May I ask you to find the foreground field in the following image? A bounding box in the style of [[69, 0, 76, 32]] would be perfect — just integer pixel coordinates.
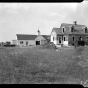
[[0, 46, 88, 85]]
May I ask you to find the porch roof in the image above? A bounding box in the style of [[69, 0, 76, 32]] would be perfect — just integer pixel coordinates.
[[68, 33, 88, 35]]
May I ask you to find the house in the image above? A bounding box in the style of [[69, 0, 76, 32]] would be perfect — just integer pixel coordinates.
[[51, 21, 88, 46], [13, 30, 50, 46]]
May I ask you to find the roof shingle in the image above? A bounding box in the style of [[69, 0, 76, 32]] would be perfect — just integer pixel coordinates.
[[52, 23, 87, 34], [52, 28, 62, 34], [16, 34, 37, 40], [16, 34, 50, 40]]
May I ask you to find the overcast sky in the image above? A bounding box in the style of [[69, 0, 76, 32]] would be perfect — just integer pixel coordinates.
[[0, 1, 88, 42]]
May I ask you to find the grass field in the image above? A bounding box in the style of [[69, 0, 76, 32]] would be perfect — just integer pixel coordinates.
[[0, 46, 88, 85]]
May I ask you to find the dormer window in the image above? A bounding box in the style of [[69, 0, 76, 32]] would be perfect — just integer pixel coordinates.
[[62, 27, 65, 33], [71, 26, 74, 32], [85, 27, 87, 33]]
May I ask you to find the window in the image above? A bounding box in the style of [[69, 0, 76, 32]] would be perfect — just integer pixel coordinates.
[[71, 26, 74, 32], [26, 41, 28, 45], [73, 36, 74, 41], [53, 37, 54, 41], [20, 41, 23, 44], [79, 36, 82, 41], [72, 44, 74, 46], [85, 27, 87, 33], [63, 36, 65, 41]]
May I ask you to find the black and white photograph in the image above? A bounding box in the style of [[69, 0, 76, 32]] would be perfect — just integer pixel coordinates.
[[0, 1, 88, 87]]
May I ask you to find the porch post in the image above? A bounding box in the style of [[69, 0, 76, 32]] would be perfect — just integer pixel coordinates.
[[56, 34, 58, 45], [62, 35, 63, 46]]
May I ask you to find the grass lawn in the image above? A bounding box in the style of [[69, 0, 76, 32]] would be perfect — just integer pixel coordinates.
[[0, 46, 88, 85]]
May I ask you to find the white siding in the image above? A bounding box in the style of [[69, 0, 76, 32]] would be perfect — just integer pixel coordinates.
[[63, 41, 68, 46], [51, 36, 53, 42], [35, 35, 46, 41], [62, 36, 68, 46], [35, 35, 47, 45], [28, 40, 35, 45], [17, 40, 35, 46], [51, 31, 57, 44]]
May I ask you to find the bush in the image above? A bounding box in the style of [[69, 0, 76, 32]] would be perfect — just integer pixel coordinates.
[[41, 42, 57, 50]]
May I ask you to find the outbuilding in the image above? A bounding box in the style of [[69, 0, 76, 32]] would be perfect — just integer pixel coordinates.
[[14, 30, 50, 46]]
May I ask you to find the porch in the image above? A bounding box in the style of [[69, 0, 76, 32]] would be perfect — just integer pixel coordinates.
[[56, 35, 68, 46]]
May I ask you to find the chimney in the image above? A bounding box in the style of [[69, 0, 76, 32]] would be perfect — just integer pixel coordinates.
[[37, 28, 40, 36], [73, 21, 77, 25]]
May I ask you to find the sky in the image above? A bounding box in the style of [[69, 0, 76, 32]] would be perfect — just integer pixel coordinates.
[[0, 1, 88, 42]]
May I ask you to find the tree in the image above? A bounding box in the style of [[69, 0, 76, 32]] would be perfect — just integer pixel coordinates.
[[5, 41, 11, 45]]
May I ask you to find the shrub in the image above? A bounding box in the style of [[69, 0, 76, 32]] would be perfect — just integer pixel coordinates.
[[41, 42, 57, 50]]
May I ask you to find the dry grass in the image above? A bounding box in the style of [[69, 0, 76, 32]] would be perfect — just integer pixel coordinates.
[[0, 46, 88, 85]]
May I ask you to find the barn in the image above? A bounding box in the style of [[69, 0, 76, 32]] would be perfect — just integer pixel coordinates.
[[16, 34, 37, 46], [13, 30, 50, 46]]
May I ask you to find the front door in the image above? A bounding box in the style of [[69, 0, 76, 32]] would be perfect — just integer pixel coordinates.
[[57, 36, 62, 44], [59, 37, 61, 43]]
